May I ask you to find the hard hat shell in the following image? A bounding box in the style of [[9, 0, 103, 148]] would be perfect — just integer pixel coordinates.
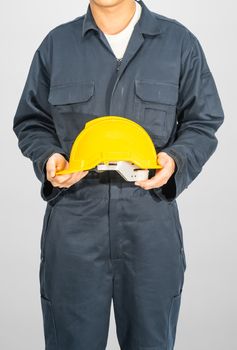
[[56, 116, 162, 175]]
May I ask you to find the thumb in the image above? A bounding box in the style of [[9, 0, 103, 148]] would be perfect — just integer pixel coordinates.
[[47, 153, 68, 178], [50, 169, 55, 177], [55, 154, 69, 172], [47, 155, 57, 178], [49, 160, 56, 178], [157, 152, 168, 166]]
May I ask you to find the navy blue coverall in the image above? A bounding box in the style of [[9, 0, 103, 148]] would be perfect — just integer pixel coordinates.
[[12, 1, 225, 349]]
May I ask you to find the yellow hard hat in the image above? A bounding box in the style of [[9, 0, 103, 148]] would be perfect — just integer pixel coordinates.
[[55, 116, 162, 180]]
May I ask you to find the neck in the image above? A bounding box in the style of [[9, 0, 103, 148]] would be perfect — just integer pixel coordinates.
[[89, 0, 136, 35]]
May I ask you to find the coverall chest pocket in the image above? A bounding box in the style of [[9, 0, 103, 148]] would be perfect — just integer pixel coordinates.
[[134, 80, 179, 147], [48, 81, 95, 115], [48, 81, 96, 144]]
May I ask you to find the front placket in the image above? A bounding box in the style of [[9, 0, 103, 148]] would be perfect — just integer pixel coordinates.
[[95, 26, 146, 266]]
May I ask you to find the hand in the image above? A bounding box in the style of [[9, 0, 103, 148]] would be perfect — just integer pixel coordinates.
[[134, 152, 176, 190], [46, 153, 89, 188]]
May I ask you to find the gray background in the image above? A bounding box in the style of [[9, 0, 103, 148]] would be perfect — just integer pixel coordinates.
[[1, 0, 236, 349]]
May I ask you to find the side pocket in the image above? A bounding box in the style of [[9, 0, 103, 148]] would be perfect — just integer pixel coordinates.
[[166, 292, 182, 350], [168, 201, 187, 273], [40, 295, 58, 349], [40, 204, 54, 261], [169, 202, 187, 273], [170, 202, 184, 248]]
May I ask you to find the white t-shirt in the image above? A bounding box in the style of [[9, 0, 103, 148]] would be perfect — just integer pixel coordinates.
[[103, 1, 142, 59]]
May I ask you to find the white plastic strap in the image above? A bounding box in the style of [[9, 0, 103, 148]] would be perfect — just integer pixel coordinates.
[[96, 161, 149, 181]]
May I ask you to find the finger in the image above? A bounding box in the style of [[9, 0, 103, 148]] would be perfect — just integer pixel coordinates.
[[54, 173, 72, 183], [67, 170, 89, 182], [52, 170, 89, 188], [135, 169, 170, 189]]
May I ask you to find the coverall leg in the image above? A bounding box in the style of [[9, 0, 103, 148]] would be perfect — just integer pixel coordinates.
[[39, 170, 186, 350]]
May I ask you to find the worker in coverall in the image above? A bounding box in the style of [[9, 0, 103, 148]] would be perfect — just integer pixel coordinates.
[[12, 0, 225, 349]]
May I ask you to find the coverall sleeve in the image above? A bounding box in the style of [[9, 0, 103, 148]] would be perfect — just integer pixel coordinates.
[[12, 33, 69, 202], [154, 31, 225, 202]]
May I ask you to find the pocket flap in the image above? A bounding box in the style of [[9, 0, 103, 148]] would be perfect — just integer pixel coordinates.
[[135, 80, 179, 105], [48, 81, 95, 105]]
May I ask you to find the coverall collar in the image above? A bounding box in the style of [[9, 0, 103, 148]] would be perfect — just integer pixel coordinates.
[[82, 0, 162, 38]]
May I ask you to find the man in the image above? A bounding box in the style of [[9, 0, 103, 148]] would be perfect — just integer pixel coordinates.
[[12, 0, 224, 349]]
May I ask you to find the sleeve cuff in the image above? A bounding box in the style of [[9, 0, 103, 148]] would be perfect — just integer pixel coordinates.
[[152, 147, 185, 202], [33, 149, 69, 203]]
